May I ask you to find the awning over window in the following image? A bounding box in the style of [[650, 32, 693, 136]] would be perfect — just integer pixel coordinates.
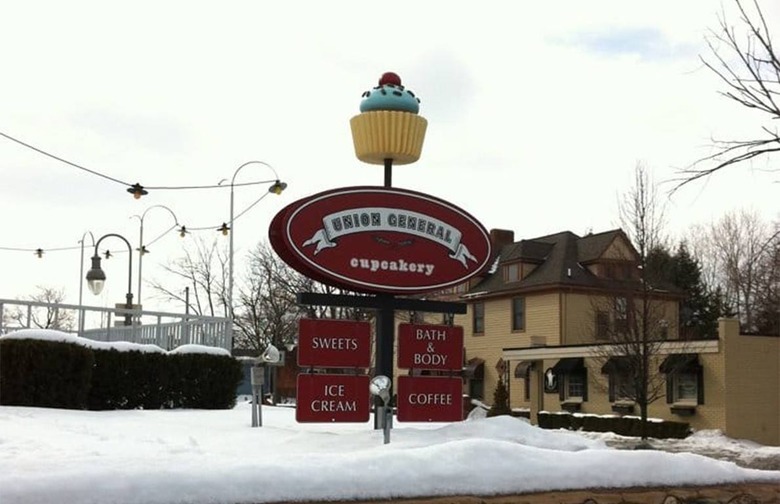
[[551, 357, 584, 374], [659, 354, 701, 373], [464, 358, 484, 380], [514, 360, 535, 378], [601, 357, 631, 374]]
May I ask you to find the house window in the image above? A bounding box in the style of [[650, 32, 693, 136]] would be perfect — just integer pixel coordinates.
[[505, 263, 521, 282], [661, 354, 704, 407], [658, 319, 669, 340], [613, 373, 636, 401], [566, 374, 585, 398], [615, 297, 628, 333], [552, 358, 588, 406], [442, 312, 454, 326], [472, 302, 484, 334], [674, 371, 698, 402], [595, 311, 609, 340], [511, 297, 525, 331]]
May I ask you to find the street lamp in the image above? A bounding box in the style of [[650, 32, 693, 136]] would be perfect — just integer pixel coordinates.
[[224, 161, 287, 323], [78, 231, 96, 335], [86, 233, 134, 326], [130, 205, 180, 308]]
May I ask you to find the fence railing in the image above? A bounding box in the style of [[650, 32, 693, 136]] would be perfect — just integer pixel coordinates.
[[0, 298, 232, 352]]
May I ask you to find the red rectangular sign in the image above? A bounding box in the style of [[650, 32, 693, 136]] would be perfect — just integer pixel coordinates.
[[396, 376, 463, 422], [298, 318, 371, 368], [296, 374, 370, 423], [397, 323, 463, 371]]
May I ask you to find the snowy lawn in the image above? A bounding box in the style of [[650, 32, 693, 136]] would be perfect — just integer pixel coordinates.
[[1, 400, 778, 504]]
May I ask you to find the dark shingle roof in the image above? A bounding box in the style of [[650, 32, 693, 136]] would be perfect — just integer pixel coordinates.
[[467, 229, 670, 296]]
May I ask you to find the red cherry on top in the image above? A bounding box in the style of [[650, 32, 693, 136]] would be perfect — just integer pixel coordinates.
[[378, 72, 402, 86]]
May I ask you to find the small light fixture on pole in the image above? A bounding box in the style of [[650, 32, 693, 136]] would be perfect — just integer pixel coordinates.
[[131, 204, 179, 309], [86, 233, 134, 326], [370, 375, 393, 444]]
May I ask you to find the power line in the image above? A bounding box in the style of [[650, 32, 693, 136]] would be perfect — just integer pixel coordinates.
[[0, 129, 282, 191]]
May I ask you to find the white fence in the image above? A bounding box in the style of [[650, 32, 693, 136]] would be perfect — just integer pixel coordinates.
[[0, 298, 232, 352]]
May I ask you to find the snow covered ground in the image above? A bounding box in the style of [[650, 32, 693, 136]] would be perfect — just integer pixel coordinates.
[[1, 399, 778, 504]]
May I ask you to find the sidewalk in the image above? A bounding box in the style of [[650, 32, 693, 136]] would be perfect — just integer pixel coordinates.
[[299, 483, 780, 504]]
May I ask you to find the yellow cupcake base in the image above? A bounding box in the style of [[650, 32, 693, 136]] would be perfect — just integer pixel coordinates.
[[350, 111, 428, 165]]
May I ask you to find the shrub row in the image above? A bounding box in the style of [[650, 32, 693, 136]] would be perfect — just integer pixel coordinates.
[[1, 339, 243, 410], [538, 412, 690, 439]]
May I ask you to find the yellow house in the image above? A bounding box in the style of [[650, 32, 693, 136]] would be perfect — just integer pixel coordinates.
[[434, 228, 779, 446]]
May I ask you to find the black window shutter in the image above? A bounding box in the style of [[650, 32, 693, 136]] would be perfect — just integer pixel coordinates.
[[666, 374, 674, 404], [697, 366, 705, 405], [558, 374, 565, 401], [582, 369, 588, 402], [608, 374, 615, 402]]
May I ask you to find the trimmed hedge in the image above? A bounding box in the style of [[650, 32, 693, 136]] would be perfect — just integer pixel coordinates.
[[88, 349, 171, 410], [0, 339, 93, 409], [537, 411, 691, 439], [0, 338, 242, 410]]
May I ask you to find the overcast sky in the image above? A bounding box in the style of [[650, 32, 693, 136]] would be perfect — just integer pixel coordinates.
[[1, 0, 777, 313]]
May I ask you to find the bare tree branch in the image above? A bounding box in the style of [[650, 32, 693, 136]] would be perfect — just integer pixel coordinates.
[[674, 0, 780, 191]]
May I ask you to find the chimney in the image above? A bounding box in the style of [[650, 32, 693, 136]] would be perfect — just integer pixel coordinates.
[[489, 229, 515, 251]]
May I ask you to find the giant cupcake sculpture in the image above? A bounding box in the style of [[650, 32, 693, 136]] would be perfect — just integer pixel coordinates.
[[350, 72, 427, 165]]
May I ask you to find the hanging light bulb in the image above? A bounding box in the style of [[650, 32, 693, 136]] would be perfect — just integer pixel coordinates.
[[34, 248, 44, 258], [126, 183, 148, 200], [178, 225, 189, 238], [217, 223, 230, 236], [104, 249, 113, 259], [268, 180, 287, 195]]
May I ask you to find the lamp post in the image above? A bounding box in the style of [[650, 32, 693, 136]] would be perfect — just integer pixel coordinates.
[[224, 161, 286, 323], [85, 233, 134, 326], [130, 205, 179, 309], [77, 231, 96, 335]]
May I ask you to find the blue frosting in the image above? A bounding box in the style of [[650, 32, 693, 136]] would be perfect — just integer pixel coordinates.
[[359, 84, 420, 113]]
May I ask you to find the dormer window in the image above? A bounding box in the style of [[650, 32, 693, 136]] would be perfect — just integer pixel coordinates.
[[505, 262, 521, 282]]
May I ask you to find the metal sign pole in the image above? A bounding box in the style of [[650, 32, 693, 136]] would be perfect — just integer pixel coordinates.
[[251, 365, 265, 427]]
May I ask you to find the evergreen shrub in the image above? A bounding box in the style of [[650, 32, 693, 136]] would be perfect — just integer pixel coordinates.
[[0, 339, 93, 409], [1, 337, 242, 410], [536, 411, 691, 439], [487, 378, 511, 417], [169, 353, 243, 409]]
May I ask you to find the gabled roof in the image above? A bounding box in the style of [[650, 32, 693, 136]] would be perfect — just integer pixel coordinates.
[[466, 228, 678, 297], [577, 229, 628, 263]]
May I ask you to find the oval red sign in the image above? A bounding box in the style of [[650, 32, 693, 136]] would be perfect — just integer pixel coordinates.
[[269, 186, 492, 294]]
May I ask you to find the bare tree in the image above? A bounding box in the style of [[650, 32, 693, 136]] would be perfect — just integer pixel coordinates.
[[9, 286, 75, 331], [233, 242, 302, 352], [753, 222, 780, 334], [691, 209, 778, 332], [149, 236, 229, 318], [593, 164, 682, 441], [676, 0, 779, 188]]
